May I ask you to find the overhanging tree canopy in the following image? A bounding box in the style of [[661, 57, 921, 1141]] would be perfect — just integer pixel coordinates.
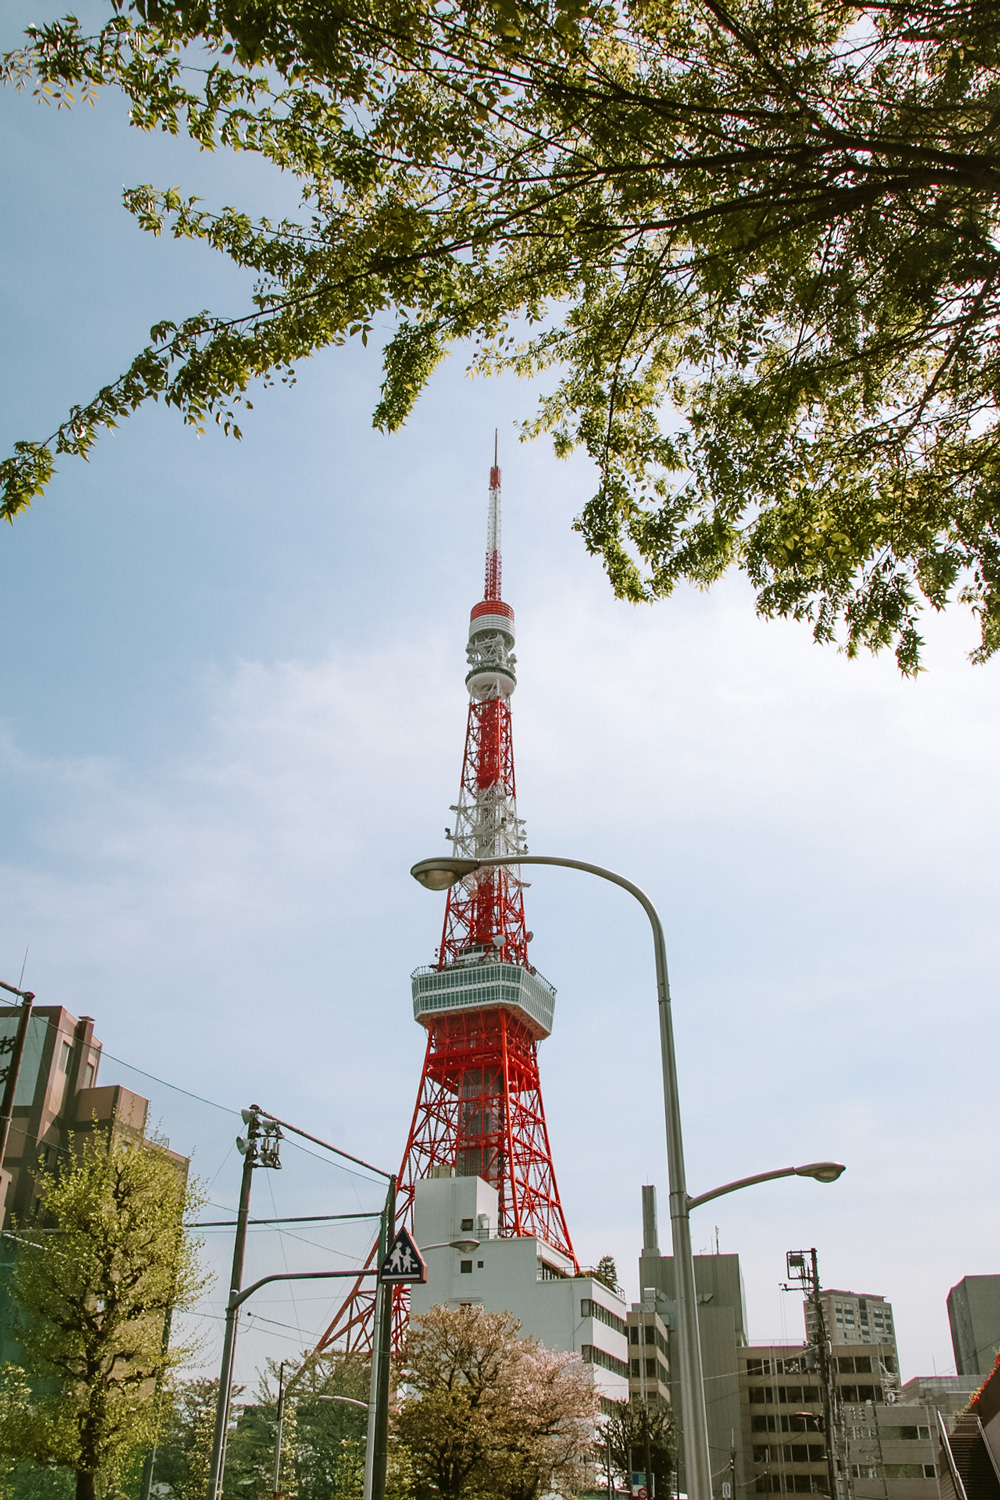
[[4, 0, 1000, 668]]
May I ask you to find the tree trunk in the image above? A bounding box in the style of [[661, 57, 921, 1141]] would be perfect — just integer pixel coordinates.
[[76, 1471, 98, 1500]]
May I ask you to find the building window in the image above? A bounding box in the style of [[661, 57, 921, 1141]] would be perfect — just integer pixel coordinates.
[[58, 1039, 72, 1073], [581, 1345, 630, 1379], [883, 1465, 930, 1480], [582, 1298, 627, 1336], [461, 1218, 474, 1231], [83, 1062, 95, 1088], [460, 1260, 472, 1274], [477, 1261, 484, 1268]]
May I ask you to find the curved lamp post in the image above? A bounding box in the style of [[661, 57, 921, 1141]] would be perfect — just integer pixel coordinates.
[[688, 1162, 844, 1211], [411, 854, 846, 1500]]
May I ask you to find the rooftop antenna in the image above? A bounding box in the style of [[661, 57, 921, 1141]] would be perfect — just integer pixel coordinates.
[[18, 947, 28, 990]]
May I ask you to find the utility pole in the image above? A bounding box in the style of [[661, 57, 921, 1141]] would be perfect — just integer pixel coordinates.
[[786, 1249, 840, 1500], [0, 982, 35, 1217], [207, 1107, 283, 1500], [363, 1175, 396, 1500], [272, 1361, 287, 1500]]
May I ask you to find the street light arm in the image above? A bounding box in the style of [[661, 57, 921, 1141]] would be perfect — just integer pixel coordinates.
[[687, 1167, 798, 1210], [687, 1162, 846, 1211], [230, 1268, 378, 1313]]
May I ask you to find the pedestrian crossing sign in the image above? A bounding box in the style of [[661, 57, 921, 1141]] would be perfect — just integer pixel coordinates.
[[379, 1227, 428, 1284]]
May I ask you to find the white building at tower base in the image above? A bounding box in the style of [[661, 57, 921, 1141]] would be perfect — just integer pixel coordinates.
[[410, 1172, 630, 1404]]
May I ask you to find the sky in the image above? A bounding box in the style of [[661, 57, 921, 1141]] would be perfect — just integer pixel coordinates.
[[1, 2, 998, 1394]]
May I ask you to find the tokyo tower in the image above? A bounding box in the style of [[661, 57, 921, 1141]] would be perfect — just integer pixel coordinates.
[[315, 457, 575, 1354]]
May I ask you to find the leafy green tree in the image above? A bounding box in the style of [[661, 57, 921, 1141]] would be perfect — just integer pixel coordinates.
[[0, 1133, 206, 1500], [395, 1305, 596, 1500], [152, 1378, 226, 1500], [222, 1396, 297, 1500], [593, 1257, 622, 1295], [600, 1398, 675, 1500], [5, 0, 1000, 666], [293, 1354, 369, 1500]]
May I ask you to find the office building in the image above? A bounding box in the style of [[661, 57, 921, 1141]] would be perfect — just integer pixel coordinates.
[[627, 1302, 671, 1406], [948, 1277, 1000, 1379], [0, 1002, 150, 1227], [637, 1185, 747, 1493], [806, 1289, 899, 1370], [410, 1172, 630, 1404], [740, 1342, 829, 1495], [0, 1000, 187, 1363]]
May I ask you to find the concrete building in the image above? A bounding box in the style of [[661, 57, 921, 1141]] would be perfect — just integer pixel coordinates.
[[410, 1171, 630, 1405], [806, 1289, 899, 1370], [0, 1002, 163, 1230], [0, 1000, 187, 1364], [627, 1302, 671, 1406], [740, 1342, 828, 1496], [900, 1376, 982, 1416], [738, 1306, 916, 1500], [841, 1399, 941, 1500], [636, 1187, 748, 1494], [0, 1003, 103, 1226], [948, 1277, 1000, 1379]]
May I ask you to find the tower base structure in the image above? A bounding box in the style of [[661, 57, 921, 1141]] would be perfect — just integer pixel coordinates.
[[411, 1173, 628, 1403]]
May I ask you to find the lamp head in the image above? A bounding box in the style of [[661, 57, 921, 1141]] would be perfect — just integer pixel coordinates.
[[411, 857, 482, 891], [451, 1238, 480, 1252], [795, 1161, 846, 1184]]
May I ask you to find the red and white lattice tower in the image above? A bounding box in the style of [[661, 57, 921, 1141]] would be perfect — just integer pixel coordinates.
[[314, 460, 575, 1355]]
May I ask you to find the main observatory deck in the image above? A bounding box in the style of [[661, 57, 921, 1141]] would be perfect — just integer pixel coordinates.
[[411, 960, 556, 1040]]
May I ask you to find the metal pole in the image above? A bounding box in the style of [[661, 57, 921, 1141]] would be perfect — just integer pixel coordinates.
[[371, 1176, 396, 1500], [272, 1361, 286, 1499], [413, 855, 712, 1500], [362, 1198, 386, 1500], [809, 1249, 840, 1500], [0, 989, 35, 1202], [207, 1129, 256, 1500]]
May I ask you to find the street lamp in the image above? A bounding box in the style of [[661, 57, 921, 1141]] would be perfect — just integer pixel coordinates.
[[420, 1238, 481, 1252], [411, 852, 714, 1500], [410, 854, 846, 1500], [687, 1162, 845, 1211]]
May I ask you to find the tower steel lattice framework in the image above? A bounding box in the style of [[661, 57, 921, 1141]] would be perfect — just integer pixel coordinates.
[[313, 460, 576, 1355]]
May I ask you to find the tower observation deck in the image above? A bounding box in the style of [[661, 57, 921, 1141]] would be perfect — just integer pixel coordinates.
[[313, 459, 575, 1355]]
